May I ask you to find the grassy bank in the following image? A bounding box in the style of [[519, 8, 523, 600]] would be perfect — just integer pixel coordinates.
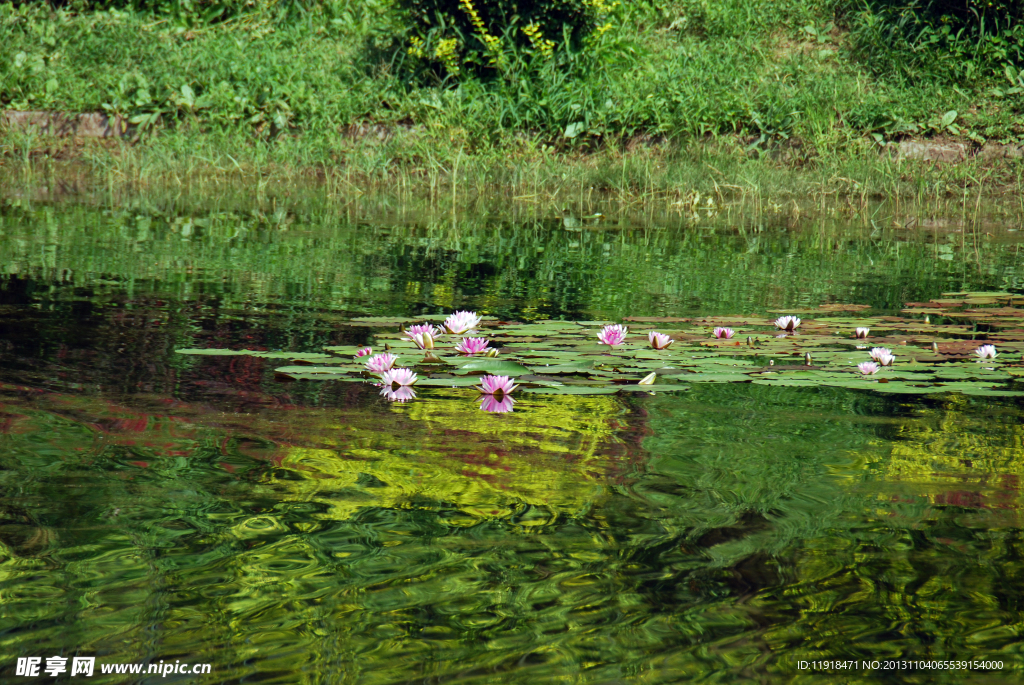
[[1, 0, 1023, 203]]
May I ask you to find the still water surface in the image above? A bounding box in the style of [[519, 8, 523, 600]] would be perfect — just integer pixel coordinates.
[[1, 200, 1023, 683]]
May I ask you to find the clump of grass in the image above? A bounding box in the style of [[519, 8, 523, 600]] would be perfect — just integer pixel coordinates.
[[5, 126, 1022, 226]]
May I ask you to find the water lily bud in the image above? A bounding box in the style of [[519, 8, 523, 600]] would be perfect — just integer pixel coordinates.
[[638, 372, 657, 385], [932, 342, 938, 353], [805, 352, 812, 365]]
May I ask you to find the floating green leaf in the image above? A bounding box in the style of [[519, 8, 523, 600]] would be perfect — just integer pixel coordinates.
[[452, 359, 533, 376], [415, 377, 485, 387], [177, 349, 335, 360], [523, 386, 620, 395]]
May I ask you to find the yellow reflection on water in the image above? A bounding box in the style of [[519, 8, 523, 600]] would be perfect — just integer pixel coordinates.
[[883, 395, 1024, 510], [266, 390, 630, 521]]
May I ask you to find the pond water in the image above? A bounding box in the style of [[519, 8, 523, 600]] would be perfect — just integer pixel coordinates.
[[1, 198, 1024, 683]]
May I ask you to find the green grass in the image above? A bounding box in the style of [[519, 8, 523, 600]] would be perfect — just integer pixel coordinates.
[[1, 0, 1023, 203]]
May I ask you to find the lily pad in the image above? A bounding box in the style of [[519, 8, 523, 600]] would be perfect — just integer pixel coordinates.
[[414, 377, 484, 387], [275, 371, 352, 381], [523, 386, 620, 395], [177, 349, 335, 360], [664, 372, 752, 383], [452, 359, 533, 376], [751, 379, 822, 387], [322, 345, 373, 355]]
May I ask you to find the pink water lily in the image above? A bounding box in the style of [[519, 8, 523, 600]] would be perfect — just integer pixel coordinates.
[[455, 337, 490, 355], [413, 332, 437, 349], [975, 344, 997, 360], [479, 394, 515, 413], [774, 316, 801, 331], [380, 367, 418, 389], [713, 327, 735, 339], [649, 331, 673, 349], [381, 386, 416, 402], [365, 352, 398, 373], [597, 324, 628, 346], [406, 324, 441, 337], [476, 375, 518, 396], [869, 347, 895, 366], [858, 362, 880, 375], [855, 327, 869, 339], [444, 310, 481, 335], [355, 347, 373, 357], [405, 324, 442, 349]]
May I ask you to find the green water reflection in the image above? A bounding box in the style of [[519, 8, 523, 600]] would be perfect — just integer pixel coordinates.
[[1, 199, 1023, 683], [2, 199, 1023, 324]]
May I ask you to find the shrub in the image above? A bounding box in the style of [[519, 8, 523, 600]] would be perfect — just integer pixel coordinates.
[[866, 0, 1023, 36], [395, 0, 620, 83], [848, 0, 1024, 81]]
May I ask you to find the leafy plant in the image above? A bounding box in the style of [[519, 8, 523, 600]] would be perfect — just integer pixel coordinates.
[[847, 0, 1024, 82], [991, 64, 1024, 97], [395, 0, 621, 83], [863, 0, 1023, 37]]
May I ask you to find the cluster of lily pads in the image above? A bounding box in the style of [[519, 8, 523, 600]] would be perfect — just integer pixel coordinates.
[[175, 291, 1024, 411]]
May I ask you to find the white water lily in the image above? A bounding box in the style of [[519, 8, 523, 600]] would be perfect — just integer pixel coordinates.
[[855, 327, 869, 339], [774, 316, 800, 331], [380, 367, 418, 388], [869, 347, 895, 365], [444, 310, 481, 335], [648, 331, 673, 349], [974, 344, 997, 360], [858, 361, 880, 375], [381, 386, 416, 402]]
